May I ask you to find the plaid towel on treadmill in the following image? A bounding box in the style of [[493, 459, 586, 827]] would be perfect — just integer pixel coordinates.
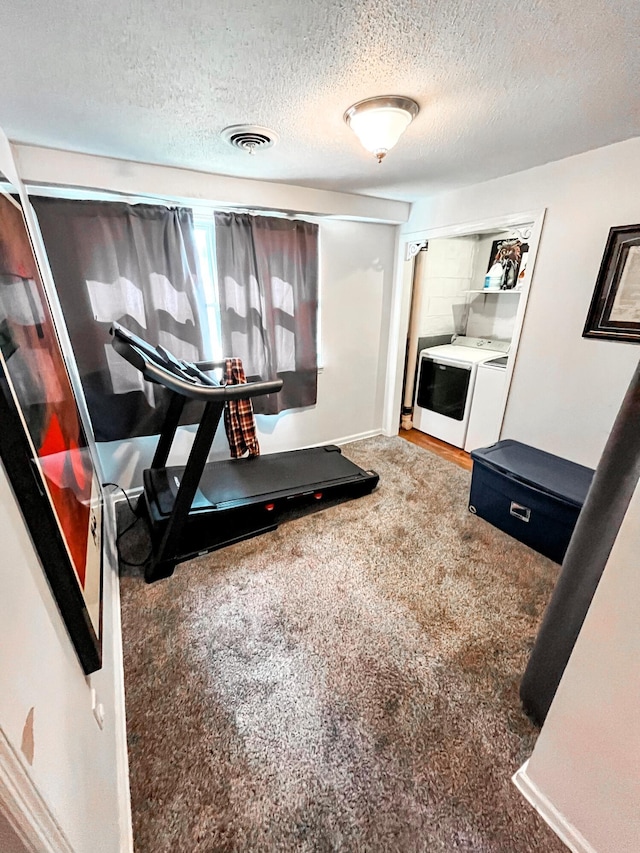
[[223, 357, 260, 458]]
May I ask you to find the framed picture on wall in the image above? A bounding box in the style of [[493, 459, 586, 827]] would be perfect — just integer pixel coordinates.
[[0, 190, 103, 674], [486, 238, 529, 290], [583, 224, 640, 343]]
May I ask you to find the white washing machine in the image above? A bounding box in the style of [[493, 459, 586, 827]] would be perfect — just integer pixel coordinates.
[[414, 336, 509, 448]]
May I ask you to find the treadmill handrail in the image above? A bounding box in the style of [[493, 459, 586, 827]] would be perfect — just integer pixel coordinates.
[[110, 324, 283, 401], [142, 360, 282, 401]]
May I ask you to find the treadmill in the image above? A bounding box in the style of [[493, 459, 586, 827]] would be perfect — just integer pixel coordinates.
[[110, 323, 379, 582]]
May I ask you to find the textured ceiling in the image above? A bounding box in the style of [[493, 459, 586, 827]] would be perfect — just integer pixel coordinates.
[[2, 0, 639, 201]]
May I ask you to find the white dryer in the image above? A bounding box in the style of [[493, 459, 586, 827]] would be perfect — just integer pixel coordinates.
[[414, 336, 509, 448]]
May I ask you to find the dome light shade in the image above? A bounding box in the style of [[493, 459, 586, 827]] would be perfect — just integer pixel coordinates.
[[344, 96, 419, 163]]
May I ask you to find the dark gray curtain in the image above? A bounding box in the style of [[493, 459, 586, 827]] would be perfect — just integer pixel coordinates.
[[31, 198, 205, 441], [214, 212, 318, 415]]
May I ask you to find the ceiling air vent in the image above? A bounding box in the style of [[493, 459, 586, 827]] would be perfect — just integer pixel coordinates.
[[221, 125, 279, 154]]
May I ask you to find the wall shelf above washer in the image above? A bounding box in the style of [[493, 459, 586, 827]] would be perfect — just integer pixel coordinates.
[[464, 289, 522, 294]]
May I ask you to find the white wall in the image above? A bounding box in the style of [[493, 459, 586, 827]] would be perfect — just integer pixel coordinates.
[[416, 237, 476, 337], [465, 229, 521, 341], [465, 291, 520, 341], [403, 137, 640, 469], [516, 478, 640, 853], [415, 232, 521, 342], [13, 144, 410, 225], [0, 467, 127, 852], [0, 130, 130, 852]]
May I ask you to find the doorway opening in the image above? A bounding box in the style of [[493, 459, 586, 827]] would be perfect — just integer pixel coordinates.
[[386, 210, 545, 459]]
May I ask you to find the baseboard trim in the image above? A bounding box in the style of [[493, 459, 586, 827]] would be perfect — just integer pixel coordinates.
[[513, 761, 597, 853], [0, 727, 73, 853], [333, 429, 383, 447], [103, 489, 134, 853]]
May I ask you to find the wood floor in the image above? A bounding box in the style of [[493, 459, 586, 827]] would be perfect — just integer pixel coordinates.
[[399, 428, 473, 471]]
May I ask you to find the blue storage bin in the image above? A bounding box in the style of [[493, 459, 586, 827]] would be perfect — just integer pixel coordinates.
[[469, 440, 595, 563]]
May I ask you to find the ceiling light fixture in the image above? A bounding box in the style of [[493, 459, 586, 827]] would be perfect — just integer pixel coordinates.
[[344, 95, 419, 164]]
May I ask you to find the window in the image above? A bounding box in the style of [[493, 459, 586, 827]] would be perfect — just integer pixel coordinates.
[[194, 214, 322, 369], [193, 218, 223, 360]]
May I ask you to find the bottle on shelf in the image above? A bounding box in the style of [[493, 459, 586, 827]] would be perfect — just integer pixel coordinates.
[[484, 262, 504, 290]]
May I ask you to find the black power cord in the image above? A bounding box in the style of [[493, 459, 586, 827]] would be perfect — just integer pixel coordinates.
[[102, 482, 152, 567]]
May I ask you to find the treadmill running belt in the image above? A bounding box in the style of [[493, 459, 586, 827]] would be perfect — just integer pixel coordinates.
[[148, 446, 371, 516]]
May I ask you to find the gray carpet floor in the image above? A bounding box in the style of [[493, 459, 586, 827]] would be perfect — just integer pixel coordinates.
[[119, 435, 567, 852]]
